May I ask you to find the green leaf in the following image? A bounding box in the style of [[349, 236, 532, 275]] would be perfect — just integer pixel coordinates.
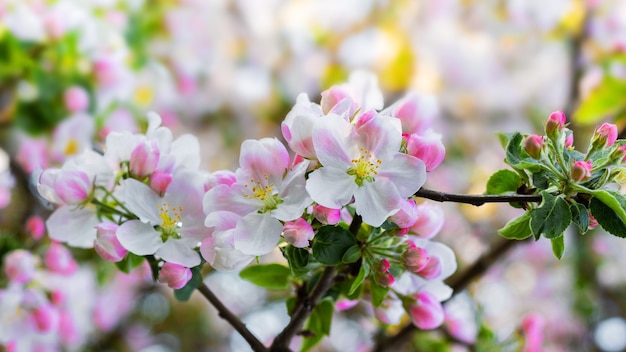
[[530, 192, 571, 239], [589, 193, 626, 238], [370, 281, 390, 307], [551, 235, 565, 259], [282, 245, 311, 277], [174, 266, 203, 302], [300, 298, 334, 352], [239, 263, 291, 290], [532, 169, 558, 190], [115, 252, 145, 274], [486, 169, 521, 194], [341, 244, 361, 264], [589, 189, 626, 224], [497, 212, 532, 240], [348, 261, 369, 295], [312, 226, 357, 266], [574, 77, 626, 125], [570, 202, 590, 234]]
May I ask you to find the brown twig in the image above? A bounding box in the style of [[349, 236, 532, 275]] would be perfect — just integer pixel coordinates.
[[197, 283, 268, 352], [415, 187, 542, 206]]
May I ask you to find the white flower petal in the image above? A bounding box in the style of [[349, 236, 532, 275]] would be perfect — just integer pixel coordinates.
[[312, 114, 355, 170], [379, 154, 426, 197], [122, 179, 162, 224], [156, 239, 201, 267], [233, 213, 282, 256], [353, 180, 401, 227], [306, 167, 356, 209], [117, 220, 163, 255], [46, 206, 99, 248], [171, 134, 201, 170]]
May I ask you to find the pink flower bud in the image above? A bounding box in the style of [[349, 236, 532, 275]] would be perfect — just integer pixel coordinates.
[[282, 218, 314, 248], [375, 259, 395, 287], [407, 291, 445, 330], [312, 205, 341, 225], [50, 170, 92, 205], [390, 199, 419, 228], [406, 130, 446, 171], [4, 250, 37, 284], [521, 313, 545, 352], [44, 242, 77, 275], [32, 303, 60, 333], [386, 93, 438, 134], [523, 134, 544, 159], [63, 86, 90, 113], [565, 132, 574, 149], [25, 215, 46, 240], [93, 57, 120, 87], [409, 203, 444, 239], [130, 141, 160, 179], [149, 170, 173, 195], [416, 256, 442, 279], [59, 310, 79, 345], [571, 160, 592, 182], [403, 242, 430, 273], [545, 111, 566, 137], [335, 299, 359, 311], [158, 262, 192, 289], [94, 222, 127, 262], [594, 122, 618, 147]]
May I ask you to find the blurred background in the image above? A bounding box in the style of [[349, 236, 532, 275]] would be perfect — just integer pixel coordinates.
[[2, 0, 626, 351]]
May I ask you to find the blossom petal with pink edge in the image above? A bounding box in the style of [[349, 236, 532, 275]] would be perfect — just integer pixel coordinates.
[[282, 218, 314, 248], [233, 213, 283, 256], [382, 92, 438, 135], [354, 113, 402, 159], [272, 161, 311, 221], [409, 202, 444, 239], [116, 220, 163, 256], [409, 291, 445, 330], [354, 179, 402, 227], [406, 130, 446, 172], [410, 238, 457, 280], [240, 138, 290, 181], [171, 134, 201, 170], [312, 114, 355, 170], [155, 239, 201, 267], [281, 93, 323, 159], [158, 262, 192, 289], [345, 70, 384, 111], [378, 153, 426, 198]]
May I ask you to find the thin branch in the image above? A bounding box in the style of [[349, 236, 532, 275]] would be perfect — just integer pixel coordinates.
[[415, 188, 542, 206], [270, 215, 362, 351], [372, 238, 521, 352], [270, 266, 336, 352], [197, 283, 268, 352]]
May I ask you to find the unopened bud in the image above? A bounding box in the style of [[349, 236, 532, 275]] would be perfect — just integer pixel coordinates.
[[593, 123, 618, 148], [523, 134, 544, 159], [158, 262, 192, 289], [571, 160, 592, 182], [406, 291, 445, 330], [282, 218, 314, 248], [94, 222, 127, 262], [403, 242, 430, 273], [545, 111, 566, 138]]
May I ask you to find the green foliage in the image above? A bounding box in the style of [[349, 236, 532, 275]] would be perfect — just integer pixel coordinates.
[[551, 235, 565, 259], [311, 225, 357, 266], [174, 266, 204, 302], [589, 193, 626, 238], [300, 298, 334, 352], [530, 191, 571, 239], [485, 169, 521, 194], [497, 212, 532, 240], [574, 76, 626, 125], [239, 263, 291, 290], [115, 252, 145, 274], [282, 245, 313, 277]]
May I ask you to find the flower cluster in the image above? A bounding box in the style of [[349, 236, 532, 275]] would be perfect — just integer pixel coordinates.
[[34, 72, 455, 336]]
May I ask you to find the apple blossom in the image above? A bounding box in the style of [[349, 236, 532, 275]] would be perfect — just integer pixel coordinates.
[[524, 134, 545, 159], [403, 242, 430, 274], [545, 110, 566, 137], [571, 160, 592, 182], [407, 291, 445, 330], [306, 113, 426, 227], [311, 205, 342, 225], [282, 218, 314, 248], [406, 129, 446, 172], [25, 215, 46, 240], [4, 250, 37, 284], [44, 242, 78, 275], [381, 92, 438, 135], [94, 222, 127, 262], [158, 262, 192, 289], [409, 202, 445, 239], [593, 122, 618, 148], [63, 86, 90, 113]]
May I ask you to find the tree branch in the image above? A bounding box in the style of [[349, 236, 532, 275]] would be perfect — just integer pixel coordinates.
[[197, 283, 268, 352], [415, 187, 542, 206], [372, 238, 521, 352]]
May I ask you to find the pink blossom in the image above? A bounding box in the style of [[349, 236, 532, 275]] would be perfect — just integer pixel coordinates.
[[31, 303, 60, 333], [44, 242, 77, 275], [129, 141, 160, 179], [409, 202, 444, 239], [282, 218, 314, 248], [63, 86, 90, 113], [390, 198, 419, 228], [521, 313, 545, 352], [94, 222, 127, 262], [311, 205, 341, 225], [40, 169, 92, 205], [523, 134, 544, 159], [25, 215, 46, 240], [149, 170, 173, 195], [594, 122, 618, 147], [335, 299, 360, 311], [571, 160, 592, 182], [565, 132, 574, 149], [158, 262, 192, 289], [403, 243, 430, 274], [416, 256, 442, 279], [16, 138, 48, 173], [545, 110, 566, 137], [4, 250, 37, 284], [375, 259, 395, 287], [407, 291, 445, 330], [382, 92, 438, 135], [406, 130, 446, 171], [445, 312, 477, 344], [59, 310, 79, 345]]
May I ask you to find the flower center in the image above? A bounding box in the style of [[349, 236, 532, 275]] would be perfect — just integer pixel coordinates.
[[64, 138, 79, 156], [347, 148, 382, 186], [157, 202, 183, 241], [243, 176, 283, 212]]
